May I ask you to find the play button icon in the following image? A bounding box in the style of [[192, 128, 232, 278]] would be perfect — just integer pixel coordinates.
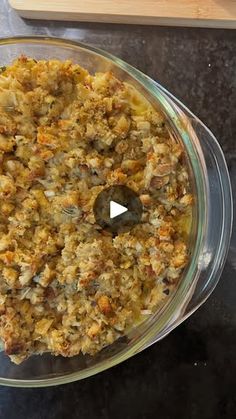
[[110, 201, 128, 219], [93, 185, 143, 234]]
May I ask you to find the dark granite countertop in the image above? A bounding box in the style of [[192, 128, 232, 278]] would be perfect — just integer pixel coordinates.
[[0, 1, 236, 417]]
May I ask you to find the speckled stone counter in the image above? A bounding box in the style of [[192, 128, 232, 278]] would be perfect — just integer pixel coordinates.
[[0, 1, 236, 418]]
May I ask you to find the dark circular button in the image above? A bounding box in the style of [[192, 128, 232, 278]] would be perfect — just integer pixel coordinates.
[[93, 185, 143, 234]]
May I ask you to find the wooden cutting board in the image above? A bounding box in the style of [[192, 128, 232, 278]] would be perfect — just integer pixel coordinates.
[[9, 0, 236, 29]]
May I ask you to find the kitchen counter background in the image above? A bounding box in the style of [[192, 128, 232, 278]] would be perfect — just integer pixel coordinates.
[[0, 1, 236, 418]]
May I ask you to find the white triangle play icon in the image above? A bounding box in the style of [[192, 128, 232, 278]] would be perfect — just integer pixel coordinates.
[[110, 200, 128, 219]]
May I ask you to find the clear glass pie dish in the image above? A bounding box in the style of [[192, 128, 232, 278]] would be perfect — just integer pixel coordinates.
[[0, 36, 232, 387]]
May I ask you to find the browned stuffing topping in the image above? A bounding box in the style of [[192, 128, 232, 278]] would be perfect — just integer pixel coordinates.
[[0, 57, 192, 364]]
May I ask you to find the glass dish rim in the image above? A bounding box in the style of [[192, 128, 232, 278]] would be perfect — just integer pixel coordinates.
[[0, 35, 232, 387]]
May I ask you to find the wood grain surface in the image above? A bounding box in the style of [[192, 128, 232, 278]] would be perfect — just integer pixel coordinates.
[[9, 0, 236, 28]]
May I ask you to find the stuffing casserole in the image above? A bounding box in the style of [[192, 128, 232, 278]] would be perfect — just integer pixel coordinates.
[[0, 57, 192, 364]]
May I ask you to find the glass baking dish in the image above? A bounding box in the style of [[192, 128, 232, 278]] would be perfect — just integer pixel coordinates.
[[0, 36, 232, 387]]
